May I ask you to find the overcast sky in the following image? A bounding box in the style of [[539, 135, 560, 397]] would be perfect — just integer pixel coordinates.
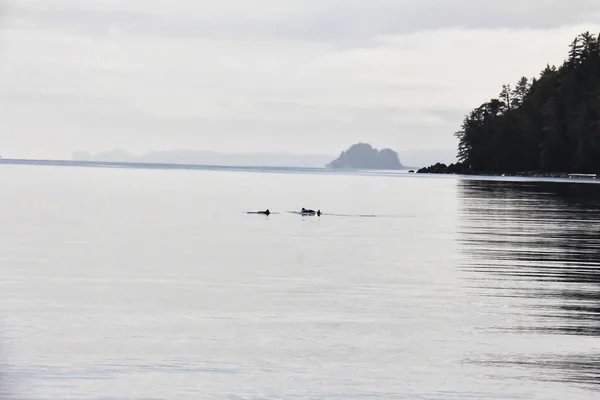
[[1, 1, 600, 159]]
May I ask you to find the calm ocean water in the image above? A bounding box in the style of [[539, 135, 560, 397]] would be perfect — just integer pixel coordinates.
[[0, 164, 599, 399]]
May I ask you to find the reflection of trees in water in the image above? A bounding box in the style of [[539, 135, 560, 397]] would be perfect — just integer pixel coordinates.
[[480, 354, 600, 388], [458, 179, 600, 387]]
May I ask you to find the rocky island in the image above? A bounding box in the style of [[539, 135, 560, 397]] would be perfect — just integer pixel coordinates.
[[326, 143, 404, 170]]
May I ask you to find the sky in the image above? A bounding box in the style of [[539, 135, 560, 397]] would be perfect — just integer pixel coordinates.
[[1, 1, 600, 159]]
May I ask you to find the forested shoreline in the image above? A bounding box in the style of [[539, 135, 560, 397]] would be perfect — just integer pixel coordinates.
[[419, 32, 600, 175]]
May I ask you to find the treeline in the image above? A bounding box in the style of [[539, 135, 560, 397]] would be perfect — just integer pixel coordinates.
[[455, 32, 600, 173]]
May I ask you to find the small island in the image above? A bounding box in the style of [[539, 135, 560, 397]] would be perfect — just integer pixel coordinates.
[[418, 31, 600, 177], [326, 143, 404, 170]]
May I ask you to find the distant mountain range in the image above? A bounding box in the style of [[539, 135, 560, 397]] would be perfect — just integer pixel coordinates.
[[72, 148, 456, 169], [72, 149, 334, 168]]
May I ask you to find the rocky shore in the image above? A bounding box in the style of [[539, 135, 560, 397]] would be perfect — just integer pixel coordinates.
[[416, 162, 472, 175], [416, 162, 596, 179]]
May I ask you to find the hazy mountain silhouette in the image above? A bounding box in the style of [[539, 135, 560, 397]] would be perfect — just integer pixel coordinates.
[[71, 148, 456, 169], [72, 149, 333, 168], [326, 143, 404, 170]]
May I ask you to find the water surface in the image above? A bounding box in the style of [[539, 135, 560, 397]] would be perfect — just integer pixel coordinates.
[[0, 164, 599, 399]]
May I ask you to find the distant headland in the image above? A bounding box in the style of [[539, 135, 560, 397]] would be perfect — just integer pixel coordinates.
[[418, 31, 600, 178], [72, 149, 333, 168], [72, 148, 450, 170], [70, 145, 444, 170], [326, 143, 404, 170]]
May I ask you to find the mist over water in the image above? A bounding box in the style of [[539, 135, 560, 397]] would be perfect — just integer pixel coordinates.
[[0, 164, 598, 399]]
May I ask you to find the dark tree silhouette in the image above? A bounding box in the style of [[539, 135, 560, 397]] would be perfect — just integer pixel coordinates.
[[454, 32, 600, 174]]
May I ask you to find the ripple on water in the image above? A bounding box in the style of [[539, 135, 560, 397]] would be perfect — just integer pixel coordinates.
[[457, 179, 600, 390]]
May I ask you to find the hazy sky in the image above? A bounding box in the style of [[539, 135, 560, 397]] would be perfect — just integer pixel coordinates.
[[1, 1, 600, 159]]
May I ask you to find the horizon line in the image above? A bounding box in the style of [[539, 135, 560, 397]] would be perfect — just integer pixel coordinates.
[[0, 157, 416, 171]]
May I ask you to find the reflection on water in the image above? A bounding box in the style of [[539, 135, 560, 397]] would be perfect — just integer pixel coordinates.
[[4, 165, 600, 399], [458, 179, 600, 390]]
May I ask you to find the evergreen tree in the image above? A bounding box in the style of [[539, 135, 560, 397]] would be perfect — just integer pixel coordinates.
[[455, 32, 600, 173]]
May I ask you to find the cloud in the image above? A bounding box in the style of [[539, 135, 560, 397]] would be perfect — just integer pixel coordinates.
[[0, 1, 599, 158], [7, 0, 600, 43]]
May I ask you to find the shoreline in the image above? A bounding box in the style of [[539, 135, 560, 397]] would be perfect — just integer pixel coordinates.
[[424, 171, 598, 179], [1, 158, 598, 182], [415, 161, 597, 180], [458, 171, 595, 179]]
